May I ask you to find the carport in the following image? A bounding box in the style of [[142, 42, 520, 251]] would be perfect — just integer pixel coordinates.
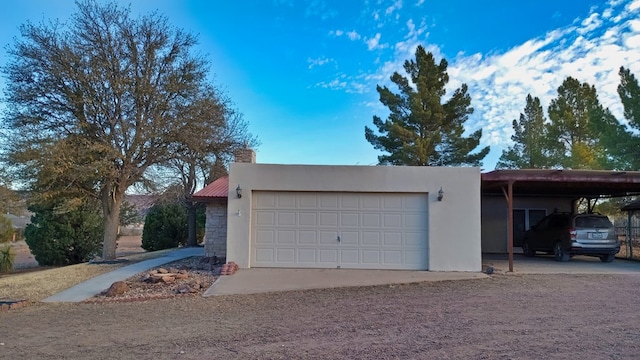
[[481, 169, 640, 272]]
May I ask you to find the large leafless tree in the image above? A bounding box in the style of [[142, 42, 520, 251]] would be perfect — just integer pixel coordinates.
[[2, 1, 252, 259]]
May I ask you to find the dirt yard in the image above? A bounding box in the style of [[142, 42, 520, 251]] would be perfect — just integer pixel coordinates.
[[1, 273, 640, 359]]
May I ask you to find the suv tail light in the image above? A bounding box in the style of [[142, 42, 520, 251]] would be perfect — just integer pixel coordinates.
[[569, 228, 577, 241]]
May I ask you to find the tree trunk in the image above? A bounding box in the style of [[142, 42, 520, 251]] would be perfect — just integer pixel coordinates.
[[187, 199, 197, 247], [101, 188, 123, 260]]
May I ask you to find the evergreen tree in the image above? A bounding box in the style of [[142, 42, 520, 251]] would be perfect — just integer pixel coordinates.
[[365, 45, 489, 166], [546, 77, 610, 169], [608, 66, 640, 170], [497, 95, 551, 169]]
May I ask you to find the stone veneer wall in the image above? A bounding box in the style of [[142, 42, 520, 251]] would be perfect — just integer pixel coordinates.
[[204, 202, 228, 258]]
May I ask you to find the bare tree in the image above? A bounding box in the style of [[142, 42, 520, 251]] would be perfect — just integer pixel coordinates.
[[2, 1, 240, 259]]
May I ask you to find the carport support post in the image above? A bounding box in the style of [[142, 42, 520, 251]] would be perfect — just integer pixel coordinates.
[[628, 210, 634, 259], [501, 181, 515, 272]]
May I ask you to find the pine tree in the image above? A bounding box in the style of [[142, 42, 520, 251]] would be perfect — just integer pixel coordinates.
[[497, 95, 551, 169], [547, 77, 610, 169], [365, 45, 489, 166], [609, 66, 640, 170]]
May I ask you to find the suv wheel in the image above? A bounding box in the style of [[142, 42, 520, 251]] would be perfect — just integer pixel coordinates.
[[553, 242, 569, 262], [522, 240, 535, 257], [600, 254, 615, 263]]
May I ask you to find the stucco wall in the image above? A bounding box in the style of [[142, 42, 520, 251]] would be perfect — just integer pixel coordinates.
[[226, 164, 482, 272], [481, 195, 572, 253]]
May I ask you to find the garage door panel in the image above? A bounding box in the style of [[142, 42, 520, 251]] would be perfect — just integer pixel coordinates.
[[319, 231, 339, 244], [298, 193, 318, 208], [404, 232, 423, 246], [252, 192, 428, 270], [362, 213, 381, 227], [278, 194, 296, 208], [362, 231, 380, 245], [277, 212, 296, 226], [255, 230, 275, 244], [319, 212, 339, 226], [255, 193, 276, 209], [383, 232, 402, 246], [255, 248, 275, 262], [404, 214, 423, 228], [298, 249, 317, 263], [340, 249, 360, 264], [404, 195, 427, 210], [276, 248, 295, 262], [320, 195, 339, 208], [362, 250, 381, 264], [298, 212, 317, 226], [383, 213, 402, 227], [277, 230, 295, 244], [298, 230, 317, 244], [256, 212, 276, 226], [384, 195, 403, 209], [362, 196, 381, 209], [341, 213, 359, 227], [383, 250, 402, 264], [319, 249, 339, 264], [341, 195, 359, 209], [340, 231, 359, 245]]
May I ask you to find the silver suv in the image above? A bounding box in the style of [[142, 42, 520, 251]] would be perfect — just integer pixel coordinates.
[[522, 213, 620, 262]]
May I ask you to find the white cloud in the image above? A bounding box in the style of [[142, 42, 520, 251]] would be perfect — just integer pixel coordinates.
[[441, 1, 640, 163], [578, 12, 603, 34], [385, 0, 403, 16], [323, 0, 640, 168], [347, 31, 361, 40], [366, 33, 388, 50], [307, 57, 334, 69], [330, 29, 361, 40]]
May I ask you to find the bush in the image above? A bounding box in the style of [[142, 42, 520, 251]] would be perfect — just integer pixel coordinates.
[[141, 202, 188, 251], [0, 215, 13, 243], [24, 203, 103, 266], [0, 245, 15, 273]]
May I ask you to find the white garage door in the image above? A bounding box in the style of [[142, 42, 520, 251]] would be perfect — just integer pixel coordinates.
[[251, 192, 428, 270]]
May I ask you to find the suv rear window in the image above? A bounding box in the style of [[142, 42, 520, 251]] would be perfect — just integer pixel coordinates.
[[574, 216, 612, 228]]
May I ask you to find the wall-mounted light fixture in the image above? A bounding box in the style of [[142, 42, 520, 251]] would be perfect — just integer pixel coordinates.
[[236, 184, 242, 198], [437, 187, 444, 201]]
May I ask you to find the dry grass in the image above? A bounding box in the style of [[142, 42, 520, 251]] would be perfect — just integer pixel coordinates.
[[0, 249, 173, 302]]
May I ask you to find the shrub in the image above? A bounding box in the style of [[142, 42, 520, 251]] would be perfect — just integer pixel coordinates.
[[0, 215, 13, 243], [0, 245, 15, 273], [141, 202, 188, 251], [24, 202, 103, 266]]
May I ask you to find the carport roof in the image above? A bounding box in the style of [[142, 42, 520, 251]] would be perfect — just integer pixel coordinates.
[[482, 169, 640, 198]]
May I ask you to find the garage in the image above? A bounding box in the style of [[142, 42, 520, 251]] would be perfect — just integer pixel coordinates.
[[251, 191, 429, 270]]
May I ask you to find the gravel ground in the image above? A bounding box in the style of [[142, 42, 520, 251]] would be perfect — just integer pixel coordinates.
[[2, 273, 640, 359]]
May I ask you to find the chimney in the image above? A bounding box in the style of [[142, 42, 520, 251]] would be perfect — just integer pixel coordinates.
[[234, 143, 256, 164]]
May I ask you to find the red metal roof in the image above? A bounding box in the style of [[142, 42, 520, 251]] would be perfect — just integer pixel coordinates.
[[192, 176, 229, 202]]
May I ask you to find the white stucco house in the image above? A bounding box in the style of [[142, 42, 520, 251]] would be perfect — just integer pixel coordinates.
[[194, 147, 482, 272], [194, 149, 640, 273]]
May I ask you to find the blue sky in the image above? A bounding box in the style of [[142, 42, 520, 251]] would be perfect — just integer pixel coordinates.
[[1, 0, 639, 172]]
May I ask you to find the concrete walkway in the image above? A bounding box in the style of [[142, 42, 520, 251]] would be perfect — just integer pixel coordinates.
[[43, 247, 204, 303], [203, 268, 488, 296]]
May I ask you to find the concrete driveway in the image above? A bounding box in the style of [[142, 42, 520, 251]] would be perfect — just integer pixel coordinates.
[[202, 254, 640, 297], [204, 268, 488, 296], [484, 254, 640, 274]]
